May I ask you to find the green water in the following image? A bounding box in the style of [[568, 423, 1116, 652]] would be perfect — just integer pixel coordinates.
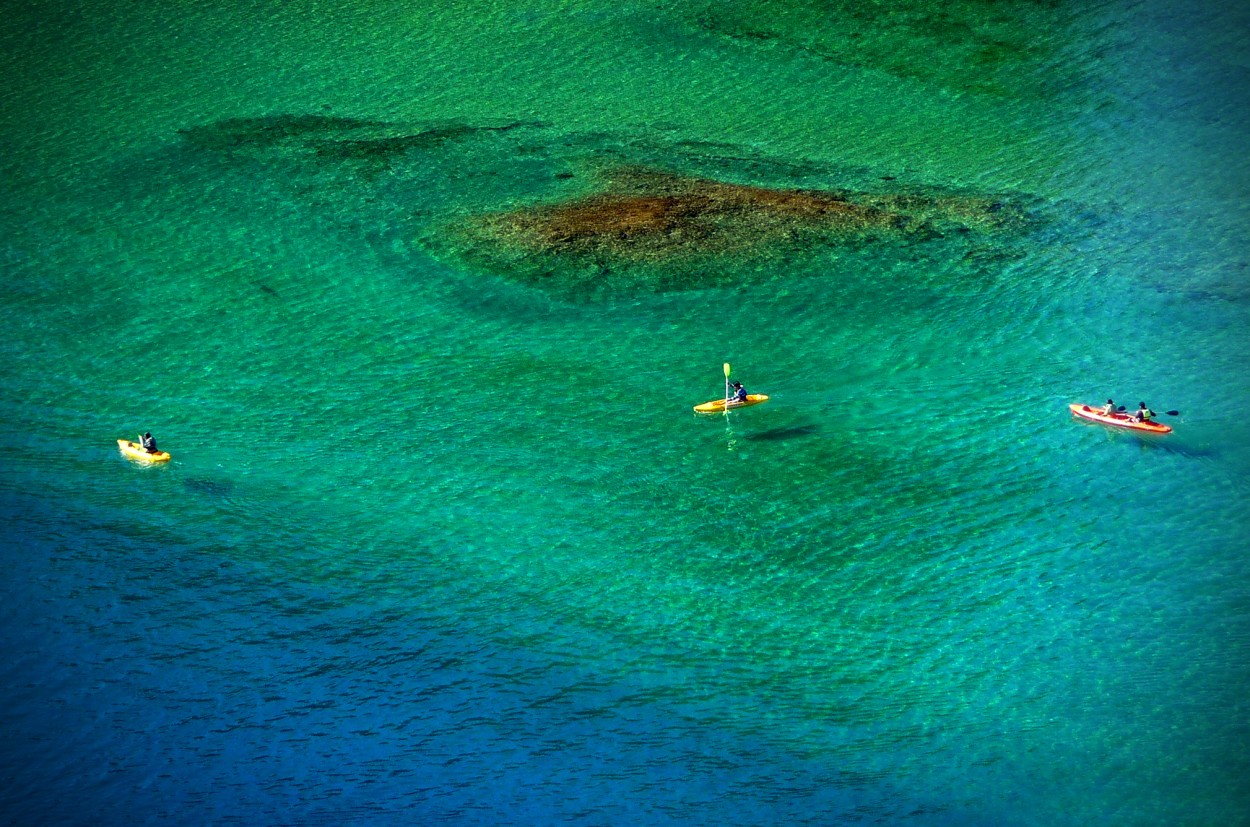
[[2, 1, 1248, 824]]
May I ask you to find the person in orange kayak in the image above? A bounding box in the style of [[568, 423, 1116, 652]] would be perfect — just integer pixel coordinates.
[[1100, 398, 1117, 416], [1130, 402, 1155, 423], [729, 381, 748, 404], [139, 431, 159, 453]]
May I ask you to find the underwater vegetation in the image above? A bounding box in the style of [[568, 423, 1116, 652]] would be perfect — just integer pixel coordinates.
[[459, 166, 1024, 262], [447, 166, 1033, 297]]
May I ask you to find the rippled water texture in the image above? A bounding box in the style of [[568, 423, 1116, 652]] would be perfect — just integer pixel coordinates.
[[2, 1, 1248, 825]]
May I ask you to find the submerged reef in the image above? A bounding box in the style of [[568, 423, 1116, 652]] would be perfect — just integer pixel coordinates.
[[174, 114, 1039, 301], [467, 168, 1020, 261], [448, 167, 1030, 296]]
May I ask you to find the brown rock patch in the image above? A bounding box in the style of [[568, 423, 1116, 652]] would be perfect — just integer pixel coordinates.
[[461, 168, 1018, 265]]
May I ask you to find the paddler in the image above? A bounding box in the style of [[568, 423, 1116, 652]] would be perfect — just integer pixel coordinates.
[[1130, 402, 1155, 423], [1100, 399, 1117, 416], [729, 381, 748, 404], [139, 431, 159, 454]]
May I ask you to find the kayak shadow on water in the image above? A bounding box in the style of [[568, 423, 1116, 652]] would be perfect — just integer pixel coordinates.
[[1126, 435, 1218, 460], [1075, 421, 1218, 459], [743, 424, 820, 442], [182, 477, 237, 497]]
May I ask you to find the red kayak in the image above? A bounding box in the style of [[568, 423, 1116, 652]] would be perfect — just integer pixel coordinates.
[[1069, 403, 1172, 434]]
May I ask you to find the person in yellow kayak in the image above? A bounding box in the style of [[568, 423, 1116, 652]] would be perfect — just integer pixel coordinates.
[[729, 381, 748, 404], [1130, 402, 1155, 423], [139, 431, 159, 454]]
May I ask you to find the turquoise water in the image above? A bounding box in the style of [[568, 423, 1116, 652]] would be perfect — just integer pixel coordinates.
[[2, 1, 1248, 824]]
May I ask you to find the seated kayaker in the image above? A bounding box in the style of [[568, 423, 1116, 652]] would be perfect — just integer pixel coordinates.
[[1130, 402, 1155, 423], [1100, 399, 1117, 416], [139, 432, 158, 453], [729, 381, 748, 404]]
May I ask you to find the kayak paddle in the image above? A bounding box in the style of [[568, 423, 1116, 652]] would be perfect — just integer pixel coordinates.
[[723, 362, 731, 411]]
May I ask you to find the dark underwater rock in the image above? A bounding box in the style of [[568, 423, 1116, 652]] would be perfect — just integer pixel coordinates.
[[452, 166, 1029, 285], [179, 115, 547, 163]]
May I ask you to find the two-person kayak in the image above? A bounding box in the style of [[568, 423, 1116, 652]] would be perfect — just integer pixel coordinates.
[[1068, 403, 1172, 434], [117, 439, 172, 462]]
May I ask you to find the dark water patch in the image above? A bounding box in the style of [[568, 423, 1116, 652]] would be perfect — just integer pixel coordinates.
[[310, 121, 548, 163], [687, 0, 1110, 101], [1176, 288, 1232, 303], [1150, 262, 1250, 304], [182, 477, 235, 498], [179, 114, 548, 167], [667, 140, 835, 180], [177, 114, 384, 153]]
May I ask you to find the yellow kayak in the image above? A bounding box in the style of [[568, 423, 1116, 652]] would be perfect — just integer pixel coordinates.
[[693, 394, 769, 414], [117, 439, 171, 463]]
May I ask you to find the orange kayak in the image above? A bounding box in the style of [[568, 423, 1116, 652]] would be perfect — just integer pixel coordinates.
[[117, 439, 172, 462], [1068, 403, 1171, 434], [694, 394, 769, 414]]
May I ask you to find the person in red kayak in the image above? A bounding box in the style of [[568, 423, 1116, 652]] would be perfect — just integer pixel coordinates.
[[139, 431, 159, 453], [1100, 399, 1117, 416], [1130, 402, 1155, 423]]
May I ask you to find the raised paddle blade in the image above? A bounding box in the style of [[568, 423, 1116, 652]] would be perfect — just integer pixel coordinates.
[[723, 362, 731, 378]]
